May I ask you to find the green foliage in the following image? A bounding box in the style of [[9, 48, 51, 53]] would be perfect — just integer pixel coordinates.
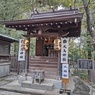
[[48, 0, 73, 7], [30, 38, 36, 56], [0, 0, 32, 20], [72, 70, 88, 80], [72, 69, 79, 76], [0, 0, 95, 60]]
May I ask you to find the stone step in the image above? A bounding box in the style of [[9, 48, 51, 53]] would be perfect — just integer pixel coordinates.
[[30, 56, 58, 59], [30, 56, 58, 62], [28, 70, 59, 76], [29, 56, 59, 79], [45, 74, 60, 80], [28, 69, 59, 79], [30, 59, 58, 62], [29, 66, 58, 71], [21, 81, 54, 91], [29, 61, 58, 64], [27, 73, 59, 80], [0, 80, 46, 95], [29, 64, 57, 68], [30, 59, 47, 62]]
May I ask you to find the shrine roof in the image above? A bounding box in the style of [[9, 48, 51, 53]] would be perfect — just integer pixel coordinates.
[[0, 9, 83, 25], [0, 34, 18, 43], [0, 9, 83, 37]]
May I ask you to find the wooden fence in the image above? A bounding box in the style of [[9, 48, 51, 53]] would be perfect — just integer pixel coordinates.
[[10, 56, 24, 74]]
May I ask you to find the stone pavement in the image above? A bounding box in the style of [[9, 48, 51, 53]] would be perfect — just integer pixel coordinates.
[[0, 74, 95, 95], [86, 81, 95, 95], [0, 74, 73, 95]]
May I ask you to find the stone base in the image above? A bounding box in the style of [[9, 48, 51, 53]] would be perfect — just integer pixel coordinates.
[[72, 92, 90, 95], [21, 81, 54, 91], [0, 63, 10, 77], [72, 94, 90, 95]]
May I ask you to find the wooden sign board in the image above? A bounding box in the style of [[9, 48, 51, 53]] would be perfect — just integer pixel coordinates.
[[77, 59, 94, 70], [62, 78, 69, 83]]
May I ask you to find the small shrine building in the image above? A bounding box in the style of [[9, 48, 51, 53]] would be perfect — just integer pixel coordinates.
[[0, 34, 18, 77], [0, 9, 83, 78]]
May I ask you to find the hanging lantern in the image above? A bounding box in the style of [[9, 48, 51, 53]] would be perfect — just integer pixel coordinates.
[[54, 38, 61, 50], [22, 39, 29, 51]]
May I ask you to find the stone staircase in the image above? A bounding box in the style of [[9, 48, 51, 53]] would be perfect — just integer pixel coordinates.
[[29, 56, 59, 79]]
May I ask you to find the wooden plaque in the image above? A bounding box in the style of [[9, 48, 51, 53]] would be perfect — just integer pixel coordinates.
[[62, 78, 69, 84]]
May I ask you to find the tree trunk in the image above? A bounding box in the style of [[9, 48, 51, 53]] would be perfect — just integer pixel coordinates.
[[82, 0, 92, 37], [82, 0, 92, 82]]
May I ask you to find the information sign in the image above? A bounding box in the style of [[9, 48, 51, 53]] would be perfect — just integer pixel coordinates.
[[77, 59, 94, 70]]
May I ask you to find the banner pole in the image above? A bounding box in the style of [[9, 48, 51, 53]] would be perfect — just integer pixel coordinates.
[[25, 52, 28, 80]]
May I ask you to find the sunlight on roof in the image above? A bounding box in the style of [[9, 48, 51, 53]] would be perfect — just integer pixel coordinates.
[[57, 5, 65, 10]]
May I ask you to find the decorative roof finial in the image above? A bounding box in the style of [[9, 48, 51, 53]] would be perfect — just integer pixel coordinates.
[[51, 6, 54, 12], [35, 8, 39, 14], [69, 4, 72, 10]]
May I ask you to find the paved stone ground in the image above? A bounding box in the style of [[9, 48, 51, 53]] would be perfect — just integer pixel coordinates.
[[0, 74, 29, 95], [0, 90, 30, 95], [0, 90, 67, 95], [0, 74, 66, 95], [0, 74, 95, 95]]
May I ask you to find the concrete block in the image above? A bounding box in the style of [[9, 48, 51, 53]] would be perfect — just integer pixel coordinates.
[[0, 63, 10, 77], [18, 75, 26, 84], [21, 81, 54, 91]]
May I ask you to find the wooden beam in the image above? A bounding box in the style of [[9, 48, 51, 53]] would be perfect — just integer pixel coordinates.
[[26, 31, 30, 72], [24, 33, 59, 38]]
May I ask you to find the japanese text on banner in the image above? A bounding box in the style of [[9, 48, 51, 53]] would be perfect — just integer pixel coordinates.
[[62, 64, 69, 79], [61, 38, 69, 63], [18, 39, 25, 61]]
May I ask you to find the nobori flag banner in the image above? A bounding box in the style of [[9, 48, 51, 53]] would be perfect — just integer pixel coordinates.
[[61, 38, 69, 63], [18, 39, 25, 61], [62, 64, 69, 79]]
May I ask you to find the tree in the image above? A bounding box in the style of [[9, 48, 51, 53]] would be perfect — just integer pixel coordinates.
[[0, 0, 95, 59], [81, 0, 95, 81]]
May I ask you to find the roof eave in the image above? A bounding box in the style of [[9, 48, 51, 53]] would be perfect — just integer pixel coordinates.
[[0, 13, 83, 26]]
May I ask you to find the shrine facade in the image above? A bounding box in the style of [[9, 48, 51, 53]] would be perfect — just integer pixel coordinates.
[[0, 8, 83, 78]]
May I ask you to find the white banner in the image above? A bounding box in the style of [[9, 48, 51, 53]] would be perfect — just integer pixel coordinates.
[[18, 39, 25, 61], [62, 64, 69, 79], [61, 38, 69, 63]]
